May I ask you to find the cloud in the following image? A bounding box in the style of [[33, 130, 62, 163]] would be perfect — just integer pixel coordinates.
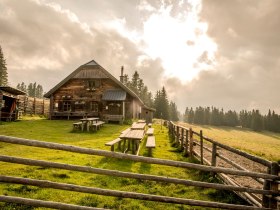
[[0, 0, 164, 94], [1, 0, 280, 114], [167, 0, 280, 113]]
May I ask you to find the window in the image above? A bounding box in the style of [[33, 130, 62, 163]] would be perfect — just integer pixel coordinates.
[[90, 102, 98, 112], [108, 102, 121, 115], [87, 80, 101, 91], [63, 101, 71, 111], [74, 101, 85, 111]]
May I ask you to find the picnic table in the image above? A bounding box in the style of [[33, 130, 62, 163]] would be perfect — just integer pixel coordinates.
[[119, 129, 145, 155], [131, 122, 146, 130], [80, 117, 99, 131]]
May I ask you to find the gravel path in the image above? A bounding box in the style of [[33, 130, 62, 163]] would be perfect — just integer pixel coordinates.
[[175, 122, 278, 206]]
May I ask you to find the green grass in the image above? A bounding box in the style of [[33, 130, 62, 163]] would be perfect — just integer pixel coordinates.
[[178, 122, 280, 162], [0, 117, 245, 209]]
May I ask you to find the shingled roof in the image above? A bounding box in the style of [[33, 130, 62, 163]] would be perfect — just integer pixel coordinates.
[[44, 60, 144, 105]]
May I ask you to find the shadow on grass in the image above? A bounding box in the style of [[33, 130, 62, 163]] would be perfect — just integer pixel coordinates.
[[0, 202, 35, 210], [96, 156, 134, 172]]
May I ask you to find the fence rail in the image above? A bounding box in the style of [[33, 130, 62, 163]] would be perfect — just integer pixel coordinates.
[[0, 135, 278, 209], [168, 121, 280, 209]]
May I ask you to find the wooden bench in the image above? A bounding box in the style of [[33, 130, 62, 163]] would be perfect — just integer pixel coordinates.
[[148, 123, 152, 128], [73, 122, 82, 131], [146, 136, 156, 157], [146, 128, 154, 136], [90, 121, 105, 131], [105, 138, 123, 151]]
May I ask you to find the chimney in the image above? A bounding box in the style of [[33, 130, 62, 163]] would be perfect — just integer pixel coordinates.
[[120, 66, 124, 83]]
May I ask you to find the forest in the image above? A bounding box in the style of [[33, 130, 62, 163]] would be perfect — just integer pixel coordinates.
[[184, 106, 280, 133]]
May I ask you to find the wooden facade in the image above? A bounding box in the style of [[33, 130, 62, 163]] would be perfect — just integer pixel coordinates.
[[44, 60, 155, 123], [0, 86, 26, 121]]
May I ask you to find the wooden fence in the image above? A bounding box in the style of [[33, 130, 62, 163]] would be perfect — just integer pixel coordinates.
[[18, 95, 49, 116], [0, 135, 279, 209], [168, 121, 280, 209]]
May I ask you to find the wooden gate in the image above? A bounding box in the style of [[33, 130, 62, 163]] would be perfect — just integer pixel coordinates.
[[0, 135, 279, 209]]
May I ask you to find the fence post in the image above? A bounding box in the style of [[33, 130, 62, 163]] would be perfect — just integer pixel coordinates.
[[269, 162, 279, 209], [33, 97, 36, 115], [42, 98, 45, 115], [184, 129, 189, 157], [262, 166, 271, 208], [211, 143, 217, 177], [173, 124, 176, 141], [200, 130, 203, 165], [168, 122, 171, 134], [176, 126, 180, 146], [189, 128, 193, 158], [170, 123, 175, 142], [180, 128, 184, 151]]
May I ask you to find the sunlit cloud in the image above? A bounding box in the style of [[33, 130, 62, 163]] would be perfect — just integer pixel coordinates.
[[141, 1, 217, 82]]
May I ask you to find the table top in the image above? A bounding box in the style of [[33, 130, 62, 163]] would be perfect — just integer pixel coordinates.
[[131, 123, 146, 130], [80, 117, 99, 121], [120, 129, 145, 140]]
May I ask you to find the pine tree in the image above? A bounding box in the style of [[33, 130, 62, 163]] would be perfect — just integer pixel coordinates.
[[183, 107, 189, 122], [251, 110, 263, 131], [36, 84, 43, 98], [0, 46, 8, 86], [169, 101, 179, 121], [154, 87, 170, 120], [124, 71, 153, 108], [188, 107, 194, 124], [160, 87, 170, 120], [194, 106, 204, 124]]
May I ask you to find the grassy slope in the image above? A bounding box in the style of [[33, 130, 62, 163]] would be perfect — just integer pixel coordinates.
[[178, 122, 280, 162], [0, 118, 240, 210]]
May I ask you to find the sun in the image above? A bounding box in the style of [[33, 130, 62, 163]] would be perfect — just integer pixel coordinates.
[[141, 2, 217, 82]]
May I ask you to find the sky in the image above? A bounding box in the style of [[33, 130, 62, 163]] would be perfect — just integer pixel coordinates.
[[0, 0, 280, 114]]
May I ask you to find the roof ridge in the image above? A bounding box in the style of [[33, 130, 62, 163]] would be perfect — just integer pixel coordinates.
[[83, 59, 99, 66]]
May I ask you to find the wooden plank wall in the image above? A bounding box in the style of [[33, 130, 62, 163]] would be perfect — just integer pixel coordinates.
[[18, 95, 49, 116]]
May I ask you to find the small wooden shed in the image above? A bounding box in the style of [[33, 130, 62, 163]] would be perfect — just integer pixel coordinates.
[[0, 86, 26, 121], [44, 60, 155, 123]]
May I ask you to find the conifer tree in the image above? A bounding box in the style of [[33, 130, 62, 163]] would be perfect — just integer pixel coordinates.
[[183, 107, 189, 122], [188, 107, 195, 124], [0, 46, 8, 86], [169, 101, 179, 121]]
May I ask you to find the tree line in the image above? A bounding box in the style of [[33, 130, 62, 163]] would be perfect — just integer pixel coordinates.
[[16, 82, 44, 98], [123, 71, 179, 121], [184, 106, 280, 133]]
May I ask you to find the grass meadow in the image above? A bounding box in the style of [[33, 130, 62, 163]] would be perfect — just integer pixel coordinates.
[[0, 117, 244, 209], [178, 122, 280, 162]]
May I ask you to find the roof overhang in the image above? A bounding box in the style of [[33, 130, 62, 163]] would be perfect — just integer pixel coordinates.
[[0, 86, 26, 96], [102, 89, 126, 101], [143, 105, 156, 112]]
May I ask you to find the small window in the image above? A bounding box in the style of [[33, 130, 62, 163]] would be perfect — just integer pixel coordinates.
[[74, 101, 85, 111], [90, 102, 98, 112], [63, 101, 71, 111], [87, 80, 100, 89]]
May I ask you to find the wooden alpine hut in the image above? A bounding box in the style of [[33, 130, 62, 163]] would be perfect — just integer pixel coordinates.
[[0, 86, 26, 121], [44, 60, 155, 123]]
